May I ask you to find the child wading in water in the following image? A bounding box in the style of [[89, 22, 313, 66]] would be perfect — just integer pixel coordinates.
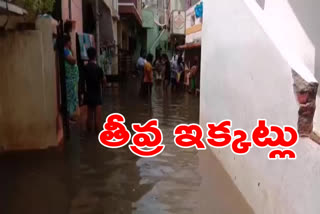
[[82, 47, 106, 134], [143, 54, 154, 97]]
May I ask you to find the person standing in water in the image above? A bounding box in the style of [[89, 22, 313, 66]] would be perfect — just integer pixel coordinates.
[[143, 54, 154, 97], [170, 56, 183, 91], [162, 54, 171, 90], [82, 47, 106, 134], [176, 56, 184, 89], [64, 34, 80, 122], [190, 56, 199, 94], [154, 56, 162, 83], [137, 52, 146, 80]]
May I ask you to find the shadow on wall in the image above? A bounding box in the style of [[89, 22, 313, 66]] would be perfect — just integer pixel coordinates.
[[287, 0, 320, 93], [256, 0, 265, 9], [287, 0, 320, 137]]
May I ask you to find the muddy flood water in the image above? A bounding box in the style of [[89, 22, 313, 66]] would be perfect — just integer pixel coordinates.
[[0, 78, 254, 214]]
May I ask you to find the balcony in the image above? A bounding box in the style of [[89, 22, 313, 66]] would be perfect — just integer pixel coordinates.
[[102, 0, 119, 19], [118, 0, 142, 25]]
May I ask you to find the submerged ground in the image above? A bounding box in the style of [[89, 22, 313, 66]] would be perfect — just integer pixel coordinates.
[[0, 78, 253, 214]]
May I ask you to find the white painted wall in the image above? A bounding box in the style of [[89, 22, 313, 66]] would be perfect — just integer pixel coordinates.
[[246, 0, 320, 139], [280, 0, 320, 136], [200, 0, 320, 213], [285, 0, 320, 81], [262, 0, 315, 74]]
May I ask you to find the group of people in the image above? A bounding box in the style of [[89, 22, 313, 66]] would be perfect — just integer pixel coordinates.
[[136, 52, 200, 96], [185, 56, 200, 95], [64, 34, 105, 134], [64, 33, 201, 135]]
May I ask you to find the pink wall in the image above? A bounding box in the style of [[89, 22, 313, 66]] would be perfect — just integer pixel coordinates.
[[62, 0, 83, 33]]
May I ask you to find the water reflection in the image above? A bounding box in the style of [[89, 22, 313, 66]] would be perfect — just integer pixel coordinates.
[[1, 77, 201, 214]]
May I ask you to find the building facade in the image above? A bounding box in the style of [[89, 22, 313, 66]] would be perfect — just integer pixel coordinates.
[[185, 1, 202, 45], [168, 0, 186, 57], [142, 0, 170, 58], [118, 0, 144, 76], [82, 0, 119, 77], [177, 0, 202, 92]]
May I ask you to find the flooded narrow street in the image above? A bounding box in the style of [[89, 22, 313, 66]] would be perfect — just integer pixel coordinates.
[[0, 78, 253, 214]]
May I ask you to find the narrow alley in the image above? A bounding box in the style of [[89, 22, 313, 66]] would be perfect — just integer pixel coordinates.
[[2, 0, 320, 212], [0, 78, 253, 214]]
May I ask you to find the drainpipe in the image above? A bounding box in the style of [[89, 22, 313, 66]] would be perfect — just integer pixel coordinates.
[[96, 0, 100, 65], [68, 0, 72, 19], [150, 29, 166, 55]]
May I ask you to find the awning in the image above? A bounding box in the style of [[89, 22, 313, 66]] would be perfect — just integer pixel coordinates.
[[177, 42, 201, 50], [119, 3, 142, 26]]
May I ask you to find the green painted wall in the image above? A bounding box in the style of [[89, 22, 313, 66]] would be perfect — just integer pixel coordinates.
[[133, 28, 147, 63], [142, 9, 170, 58], [147, 25, 159, 57], [142, 10, 154, 28]]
